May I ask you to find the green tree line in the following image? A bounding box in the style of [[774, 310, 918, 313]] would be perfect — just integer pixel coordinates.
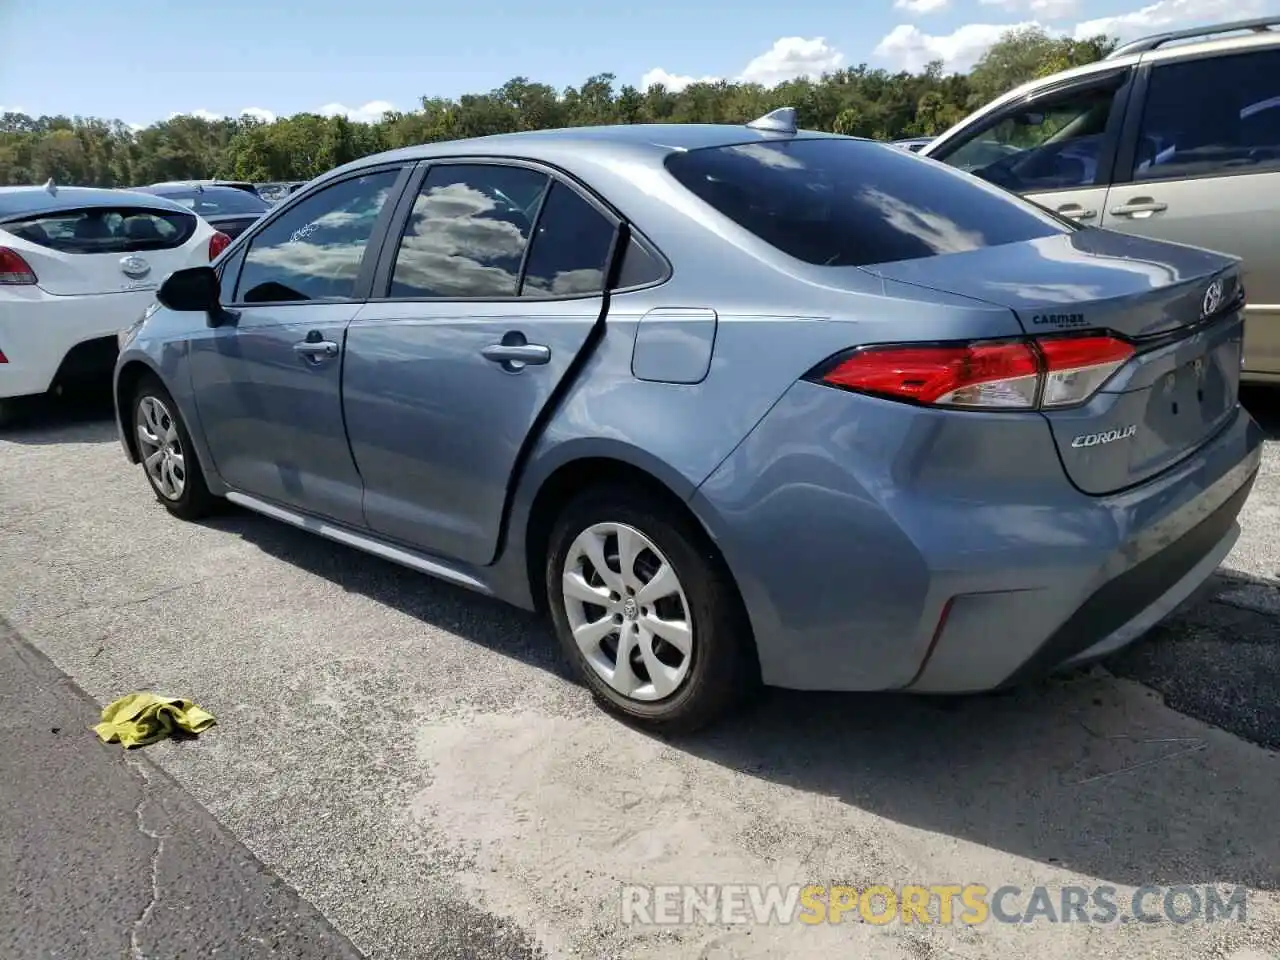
[[0, 28, 1117, 187]]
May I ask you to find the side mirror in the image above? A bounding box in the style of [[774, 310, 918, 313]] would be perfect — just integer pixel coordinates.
[[157, 266, 219, 313]]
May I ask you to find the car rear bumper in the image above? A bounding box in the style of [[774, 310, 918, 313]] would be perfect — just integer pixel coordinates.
[[690, 380, 1265, 693], [1, 288, 152, 399], [910, 456, 1254, 692]]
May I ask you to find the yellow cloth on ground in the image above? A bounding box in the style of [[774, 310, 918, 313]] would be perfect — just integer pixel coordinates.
[[91, 692, 217, 749]]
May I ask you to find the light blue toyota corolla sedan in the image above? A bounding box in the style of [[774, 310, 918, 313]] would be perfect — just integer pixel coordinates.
[[113, 108, 1263, 732]]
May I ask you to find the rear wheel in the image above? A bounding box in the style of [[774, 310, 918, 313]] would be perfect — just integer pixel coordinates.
[[131, 377, 216, 521], [546, 485, 758, 734]]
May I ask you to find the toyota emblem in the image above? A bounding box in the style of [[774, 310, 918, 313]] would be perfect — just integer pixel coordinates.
[[120, 255, 151, 280], [1202, 278, 1224, 317]]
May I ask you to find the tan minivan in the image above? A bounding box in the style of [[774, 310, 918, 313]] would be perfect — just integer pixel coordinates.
[[921, 16, 1280, 384]]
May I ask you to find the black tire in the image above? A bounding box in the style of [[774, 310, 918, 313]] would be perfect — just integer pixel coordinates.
[[130, 375, 217, 521], [546, 484, 759, 735]]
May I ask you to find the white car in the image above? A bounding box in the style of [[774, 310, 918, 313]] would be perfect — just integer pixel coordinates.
[[0, 182, 230, 417]]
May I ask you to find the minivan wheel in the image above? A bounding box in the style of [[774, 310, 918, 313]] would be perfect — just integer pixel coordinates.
[[132, 377, 216, 521], [546, 485, 758, 734]]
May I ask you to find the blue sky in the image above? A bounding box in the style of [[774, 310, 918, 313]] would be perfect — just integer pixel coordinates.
[[1, 0, 1275, 126]]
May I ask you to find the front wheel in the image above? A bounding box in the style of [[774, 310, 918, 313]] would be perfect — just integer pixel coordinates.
[[131, 377, 216, 521], [546, 485, 758, 734]]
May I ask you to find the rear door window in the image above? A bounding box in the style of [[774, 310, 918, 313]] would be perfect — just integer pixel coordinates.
[[520, 181, 617, 297], [1133, 48, 1280, 181], [664, 137, 1070, 268], [3, 207, 198, 253], [388, 163, 549, 299]]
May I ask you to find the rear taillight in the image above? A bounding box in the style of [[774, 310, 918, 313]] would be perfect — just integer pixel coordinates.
[[0, 247, 37, 285], [1036, 336, 1134, 408], [208, 232, 232, 260], [811, 334, 1135, 410]]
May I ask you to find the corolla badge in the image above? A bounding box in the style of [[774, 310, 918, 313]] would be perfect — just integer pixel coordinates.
[[120, 255, 151, 279], [1071, 424, 1137, 448], [1202, 278, 1224, 317]]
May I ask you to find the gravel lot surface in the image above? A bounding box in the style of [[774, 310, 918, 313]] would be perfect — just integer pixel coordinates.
[[2, 389, 1278, 960]]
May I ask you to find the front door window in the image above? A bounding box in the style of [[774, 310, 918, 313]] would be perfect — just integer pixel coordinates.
[[939, 82, 1124, 194]]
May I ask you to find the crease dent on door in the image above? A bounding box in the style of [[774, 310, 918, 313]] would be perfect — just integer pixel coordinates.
[[341, 164, 627, 566]]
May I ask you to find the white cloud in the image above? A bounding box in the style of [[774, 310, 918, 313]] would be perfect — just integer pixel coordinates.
[[164, 103, 394, 125], [980, 0, 1079, 15], [167, 107, 277, 123], [641, 35, 845, 92], [0, 105, 26, 115], [169, 108, 224, 122], [874, 21, 1043, 71], [315, 100, 396, 123], [895, 0, 951, 14], [239, 107, 276, 123], [738, 36, 845, 86], [1074, 0, 1271, 40], [876, 0, 1278, 74], [639, 67, 722, 92]]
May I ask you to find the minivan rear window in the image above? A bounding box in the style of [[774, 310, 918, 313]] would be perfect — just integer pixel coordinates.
[[663, 137, 1071, 267], [3, 206, 198, 254]]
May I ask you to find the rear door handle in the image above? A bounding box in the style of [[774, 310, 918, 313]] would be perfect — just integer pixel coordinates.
[[481, 344, 550, 364], [1055, 203, 1096, 221], [481, 333, 550, 372], [293, 339, 340, 359], [1109, 198, 1168, 218]]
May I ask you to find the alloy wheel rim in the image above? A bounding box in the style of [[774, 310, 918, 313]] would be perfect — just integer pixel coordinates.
[[561, 521, 693, 702], [136, 396, 186, 501]]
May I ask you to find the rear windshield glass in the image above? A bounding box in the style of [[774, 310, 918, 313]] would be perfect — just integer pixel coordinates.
[[663, 137, 1071, 267], [160, 188, 269, 216], [4, 207, 198, 254]]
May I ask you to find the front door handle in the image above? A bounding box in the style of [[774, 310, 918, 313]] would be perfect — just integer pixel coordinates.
[[481, 332, 550, 372], [1109, 198, 1168, 218], [1055, 203, 1096, 221], [293, 339, 340, 359]]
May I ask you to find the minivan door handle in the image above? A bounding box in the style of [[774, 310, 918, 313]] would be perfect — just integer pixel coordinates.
[[1055, 203, 1096, 221], [481, 332, 550, 372], [1109, 198, 1168, 218]]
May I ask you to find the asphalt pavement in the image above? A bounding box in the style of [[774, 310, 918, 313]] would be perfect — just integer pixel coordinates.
[[1, 385, 1279, 960], [0, 617, 366, 960]]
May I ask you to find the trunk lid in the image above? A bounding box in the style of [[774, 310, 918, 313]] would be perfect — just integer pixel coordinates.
[[863, 229, 1246, 495]]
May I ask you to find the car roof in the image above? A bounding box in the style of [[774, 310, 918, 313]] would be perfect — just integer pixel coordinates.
[[318, 122, 854, 183], [1107, 14, 1280, 58], [0, 184, 193, 221], [148, 179, 255, 188], [137, 183, 262, 197]]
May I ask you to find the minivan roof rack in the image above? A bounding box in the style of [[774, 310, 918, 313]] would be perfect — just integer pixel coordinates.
[[1106, 15, 1280, 58]]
